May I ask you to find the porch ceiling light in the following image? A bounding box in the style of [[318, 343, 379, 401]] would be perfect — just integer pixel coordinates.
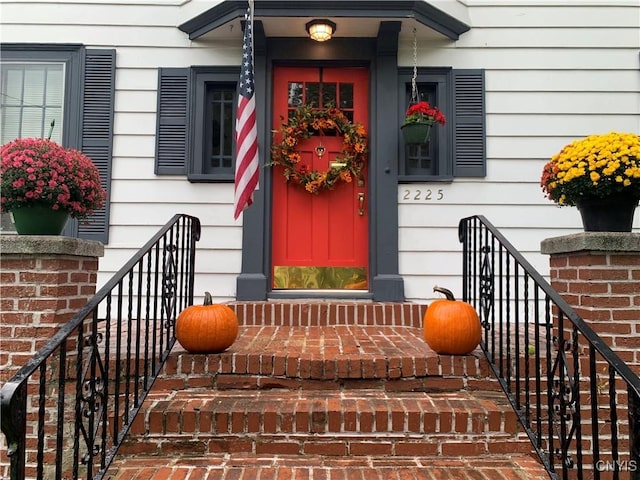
[[306, 19, 336, 42]]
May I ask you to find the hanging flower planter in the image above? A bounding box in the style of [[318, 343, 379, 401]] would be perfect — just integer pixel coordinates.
[[400, 28, 446, 147], [401, 122, 432, 146], [401, 101, 445, 146]]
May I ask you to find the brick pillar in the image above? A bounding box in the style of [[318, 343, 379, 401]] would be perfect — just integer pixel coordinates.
[[541, 232, 640, 473], [0, 235, 104, 478], [0, 235, 104, 382], [541, 232, 640, 370]]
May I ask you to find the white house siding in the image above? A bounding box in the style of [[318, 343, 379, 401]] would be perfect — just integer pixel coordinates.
[[1, 1, 638, 304], [1, 0, 245, 303], [398, 1, 640, 302]]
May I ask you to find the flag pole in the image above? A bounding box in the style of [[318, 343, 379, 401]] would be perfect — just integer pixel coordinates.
[[233, 0, 260, 220]]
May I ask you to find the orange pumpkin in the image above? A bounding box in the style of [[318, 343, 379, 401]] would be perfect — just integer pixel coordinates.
[[175, 292, 239, 353], [423, 286, 482, 355]]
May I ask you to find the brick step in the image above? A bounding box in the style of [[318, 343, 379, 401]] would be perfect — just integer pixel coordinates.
[[119, 432, 535, 458], [107, 305, 547, 478], [158, 326, 499, 392], [132, 389, 518, 436], [121, 390, 531, 457], [107, 453, 551, 480], [229, 301, 427, 327]]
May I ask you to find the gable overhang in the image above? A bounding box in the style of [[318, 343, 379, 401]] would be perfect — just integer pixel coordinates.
[[179, 0, 470, 41]]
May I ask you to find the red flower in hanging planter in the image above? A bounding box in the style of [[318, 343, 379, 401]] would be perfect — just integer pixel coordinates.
[[403, 101, 446, 127]]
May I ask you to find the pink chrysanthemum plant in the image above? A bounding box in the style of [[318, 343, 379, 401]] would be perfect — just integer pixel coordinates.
[[1, 137, 106, 218]]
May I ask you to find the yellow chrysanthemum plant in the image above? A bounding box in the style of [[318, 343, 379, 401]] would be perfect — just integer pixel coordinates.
[[541, 132, 640, 207]]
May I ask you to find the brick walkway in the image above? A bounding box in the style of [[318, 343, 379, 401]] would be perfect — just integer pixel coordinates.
[[108, 453, 551, 479]]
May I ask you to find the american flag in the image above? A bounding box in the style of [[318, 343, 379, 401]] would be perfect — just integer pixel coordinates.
[[234, 3, 259, 220]]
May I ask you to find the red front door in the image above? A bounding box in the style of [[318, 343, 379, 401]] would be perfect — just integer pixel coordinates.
[[272, 67, 369, 290]]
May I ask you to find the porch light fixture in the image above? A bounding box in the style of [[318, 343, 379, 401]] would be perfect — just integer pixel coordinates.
[[306, 19, 336, 42]]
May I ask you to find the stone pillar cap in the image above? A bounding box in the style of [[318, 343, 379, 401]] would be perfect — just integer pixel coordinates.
[[541, 232, 640, 255], [0, 235, 104, 257]]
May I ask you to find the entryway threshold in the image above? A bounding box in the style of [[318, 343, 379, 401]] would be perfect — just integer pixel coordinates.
[[268, 289, 373, 301], [229, 299, 427, 328]]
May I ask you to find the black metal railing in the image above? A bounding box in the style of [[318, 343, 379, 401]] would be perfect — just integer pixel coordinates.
[[0, 214, 201, 480], [459, 215, 640, 480]]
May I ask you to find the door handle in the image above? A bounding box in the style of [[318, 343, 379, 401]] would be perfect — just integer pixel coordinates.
[[358, 193, 365, 216]]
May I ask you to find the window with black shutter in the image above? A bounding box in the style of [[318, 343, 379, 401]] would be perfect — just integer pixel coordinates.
[[155, 67, 239, 182], [0, 45, 115, 243], [398, 68, 485, 182]]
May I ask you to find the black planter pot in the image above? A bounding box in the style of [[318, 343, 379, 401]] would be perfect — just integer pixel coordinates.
[[576, 193, 639, 232]]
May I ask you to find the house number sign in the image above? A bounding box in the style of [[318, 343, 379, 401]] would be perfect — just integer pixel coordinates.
[[401, 188, 445, 202]]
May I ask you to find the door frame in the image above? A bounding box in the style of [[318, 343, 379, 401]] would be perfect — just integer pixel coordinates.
[[236, 22, 405, 301]]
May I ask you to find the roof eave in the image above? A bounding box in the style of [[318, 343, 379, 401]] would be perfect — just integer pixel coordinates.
[[179, 0, 470, 41]]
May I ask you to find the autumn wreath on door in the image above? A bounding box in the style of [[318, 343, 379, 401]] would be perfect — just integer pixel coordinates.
[[269, 104, 368, 194]]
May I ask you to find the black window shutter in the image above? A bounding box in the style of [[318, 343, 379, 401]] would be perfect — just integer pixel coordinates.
[[155, 68, 190, 175], [79, 49, 115, 243], [452, 70, 485, 177]]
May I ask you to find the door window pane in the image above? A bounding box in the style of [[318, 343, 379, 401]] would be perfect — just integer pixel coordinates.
[[283, 76, 357, 131], [287, 82, 303, 107], [305, 82, 320, 107], [322, 82, 336, 107], [339, 83, 353, 109]]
